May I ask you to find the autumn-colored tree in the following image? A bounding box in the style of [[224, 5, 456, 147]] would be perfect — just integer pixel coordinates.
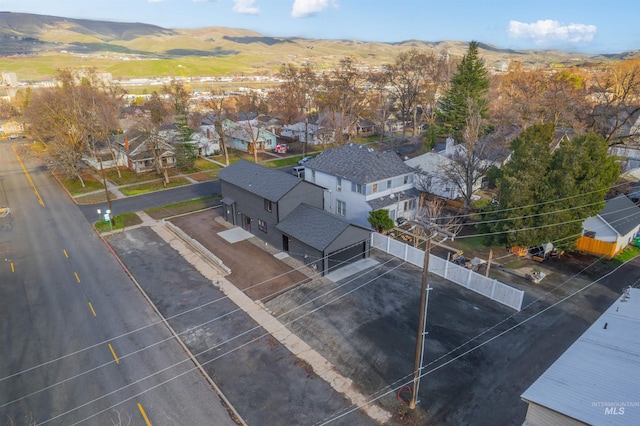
[[316, 57, 367, 145], [163, 79, 197, 169], [387, 48, 446, 138], [24, 68, 116, 186], [202, 89, 234, 166], [366, 69, 396, 143], [588, 58, 640, 142], [234, 92, 270, 163], [136, 92, 172, 185]]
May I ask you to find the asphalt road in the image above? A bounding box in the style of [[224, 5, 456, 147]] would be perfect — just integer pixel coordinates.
[[0, 141, 236, 425], [77, 179, 221, 221]]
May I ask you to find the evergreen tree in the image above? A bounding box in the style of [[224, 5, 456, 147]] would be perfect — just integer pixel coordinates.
[[438, 41, 489, 137], [481, 123, 620, 250], [368, 209, 395, 233]]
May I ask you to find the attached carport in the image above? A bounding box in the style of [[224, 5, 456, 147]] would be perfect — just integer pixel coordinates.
[[276, 204, 372, 276]]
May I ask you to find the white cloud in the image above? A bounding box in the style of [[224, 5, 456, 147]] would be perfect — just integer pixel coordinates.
[[507, 20, 597, 45], [233, 0, 260, 15], [148, 0, 163, 3], [291, 0, 331, 18]]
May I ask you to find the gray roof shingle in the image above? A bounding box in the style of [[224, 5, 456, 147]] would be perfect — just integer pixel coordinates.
[[367, 188, 422, 211], [305, 143, 414, 184], [600, 194, 640, 236], [217, 159, 302, 201], [276, 204, 370, 251]]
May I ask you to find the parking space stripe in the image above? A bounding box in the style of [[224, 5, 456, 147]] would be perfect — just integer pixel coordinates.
[[137, 403, 152, 426], [107, 343, 119, 364]]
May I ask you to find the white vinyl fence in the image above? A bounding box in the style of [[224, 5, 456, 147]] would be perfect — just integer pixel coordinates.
[[371, 233, 524, 311]]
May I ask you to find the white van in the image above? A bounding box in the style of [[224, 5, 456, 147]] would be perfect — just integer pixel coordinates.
[[292, 166, 305, 178]]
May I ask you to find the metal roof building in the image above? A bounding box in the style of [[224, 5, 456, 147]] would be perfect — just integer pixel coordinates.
[[521, 288, 640, 425]]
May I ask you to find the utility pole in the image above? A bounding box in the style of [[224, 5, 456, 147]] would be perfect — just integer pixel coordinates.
[[99, 156, 114, 225], [410, 237, 432, 409], [485, 249, 493, 277]]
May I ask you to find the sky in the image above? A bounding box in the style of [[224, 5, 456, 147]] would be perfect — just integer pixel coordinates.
[[3, 0, 639, 54]]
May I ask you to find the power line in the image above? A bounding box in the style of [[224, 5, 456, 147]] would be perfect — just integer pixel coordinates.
[[316, 254, 640, 425]]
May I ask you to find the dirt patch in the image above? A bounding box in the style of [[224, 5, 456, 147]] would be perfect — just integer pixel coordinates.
[[170, 209, 309, 301]]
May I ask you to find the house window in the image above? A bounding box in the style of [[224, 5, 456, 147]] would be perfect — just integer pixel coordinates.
[[404, 199, 416, 211], [258, 219, 267, 233], [352, 183, 364, 194], [264, 199, 272, 212], [312, 170, 316, 182], [372, 183, 378, 193], [336, 177, 342, 192], [337, 200, 347, 216], [403, 175, 409, 184], [387, 180, 392, 189]]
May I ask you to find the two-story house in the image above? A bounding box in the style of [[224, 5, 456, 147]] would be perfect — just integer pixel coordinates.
[[302, 143, 420, 227], [218, 160, 371, 275]]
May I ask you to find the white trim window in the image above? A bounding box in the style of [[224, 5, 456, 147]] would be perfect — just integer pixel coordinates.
[[337, 200, 346, 216]]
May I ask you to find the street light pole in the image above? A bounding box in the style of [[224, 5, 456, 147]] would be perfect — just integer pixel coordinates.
[[410, 237, 432, 409], [99, 156, 114, 225]]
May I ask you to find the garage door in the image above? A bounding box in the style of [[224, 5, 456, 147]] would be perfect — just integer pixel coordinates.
[[327, 241, 367, 271]]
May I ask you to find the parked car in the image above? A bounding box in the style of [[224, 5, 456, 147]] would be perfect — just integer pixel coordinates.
[[292, 166, 305, 178], [274, 143, 289, 154], [298, 156, 313, 165]]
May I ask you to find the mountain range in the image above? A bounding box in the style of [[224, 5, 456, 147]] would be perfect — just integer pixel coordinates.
[[1, 12, 638, 80]]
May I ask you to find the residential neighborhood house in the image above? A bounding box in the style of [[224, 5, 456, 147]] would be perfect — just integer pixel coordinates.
[[116, 130, 177, 174], [217, 160, 371, 275], [191, 125, 221, 156], [576, 194, 640, 258], [405, 151, 479, 200], [301, 143, 420, 228], [222, 119, 278, 153]]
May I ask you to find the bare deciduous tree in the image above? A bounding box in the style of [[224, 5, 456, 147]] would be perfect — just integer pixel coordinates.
[[316, 57, 367, 145], [588, 58, 640, 142]]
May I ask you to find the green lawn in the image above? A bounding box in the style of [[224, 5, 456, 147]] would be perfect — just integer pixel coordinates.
[[145, 195, 221, 219], [193, 158, 222, 171], [613, 245, 640, 263], [105, 168, 150, 186], [262, 157, 302, 168], [61, 175, 104, 196], [94, 212, 142, 232], [120, 177, 190, 196]]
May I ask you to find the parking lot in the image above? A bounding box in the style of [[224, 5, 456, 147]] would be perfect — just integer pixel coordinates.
[[109, 209, 640, 425]]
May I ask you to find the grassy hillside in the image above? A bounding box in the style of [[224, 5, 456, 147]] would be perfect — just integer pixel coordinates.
[[0, 12, 632, 81]]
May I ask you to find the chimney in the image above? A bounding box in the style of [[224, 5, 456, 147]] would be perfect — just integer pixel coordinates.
[[446, 136, 454, 155], [207, 128, 211, 138], [124, 135, 129, 151]]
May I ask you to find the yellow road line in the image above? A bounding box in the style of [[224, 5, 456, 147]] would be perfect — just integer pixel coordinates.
[[63, 249, 69, 258], [107, 344, 119, 364], [11, 145, 45, 208], [137, 403, 152, 426], [74, 272, 80, 283], [11, 262, 14, 273], [88, 302, 97, 317]]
